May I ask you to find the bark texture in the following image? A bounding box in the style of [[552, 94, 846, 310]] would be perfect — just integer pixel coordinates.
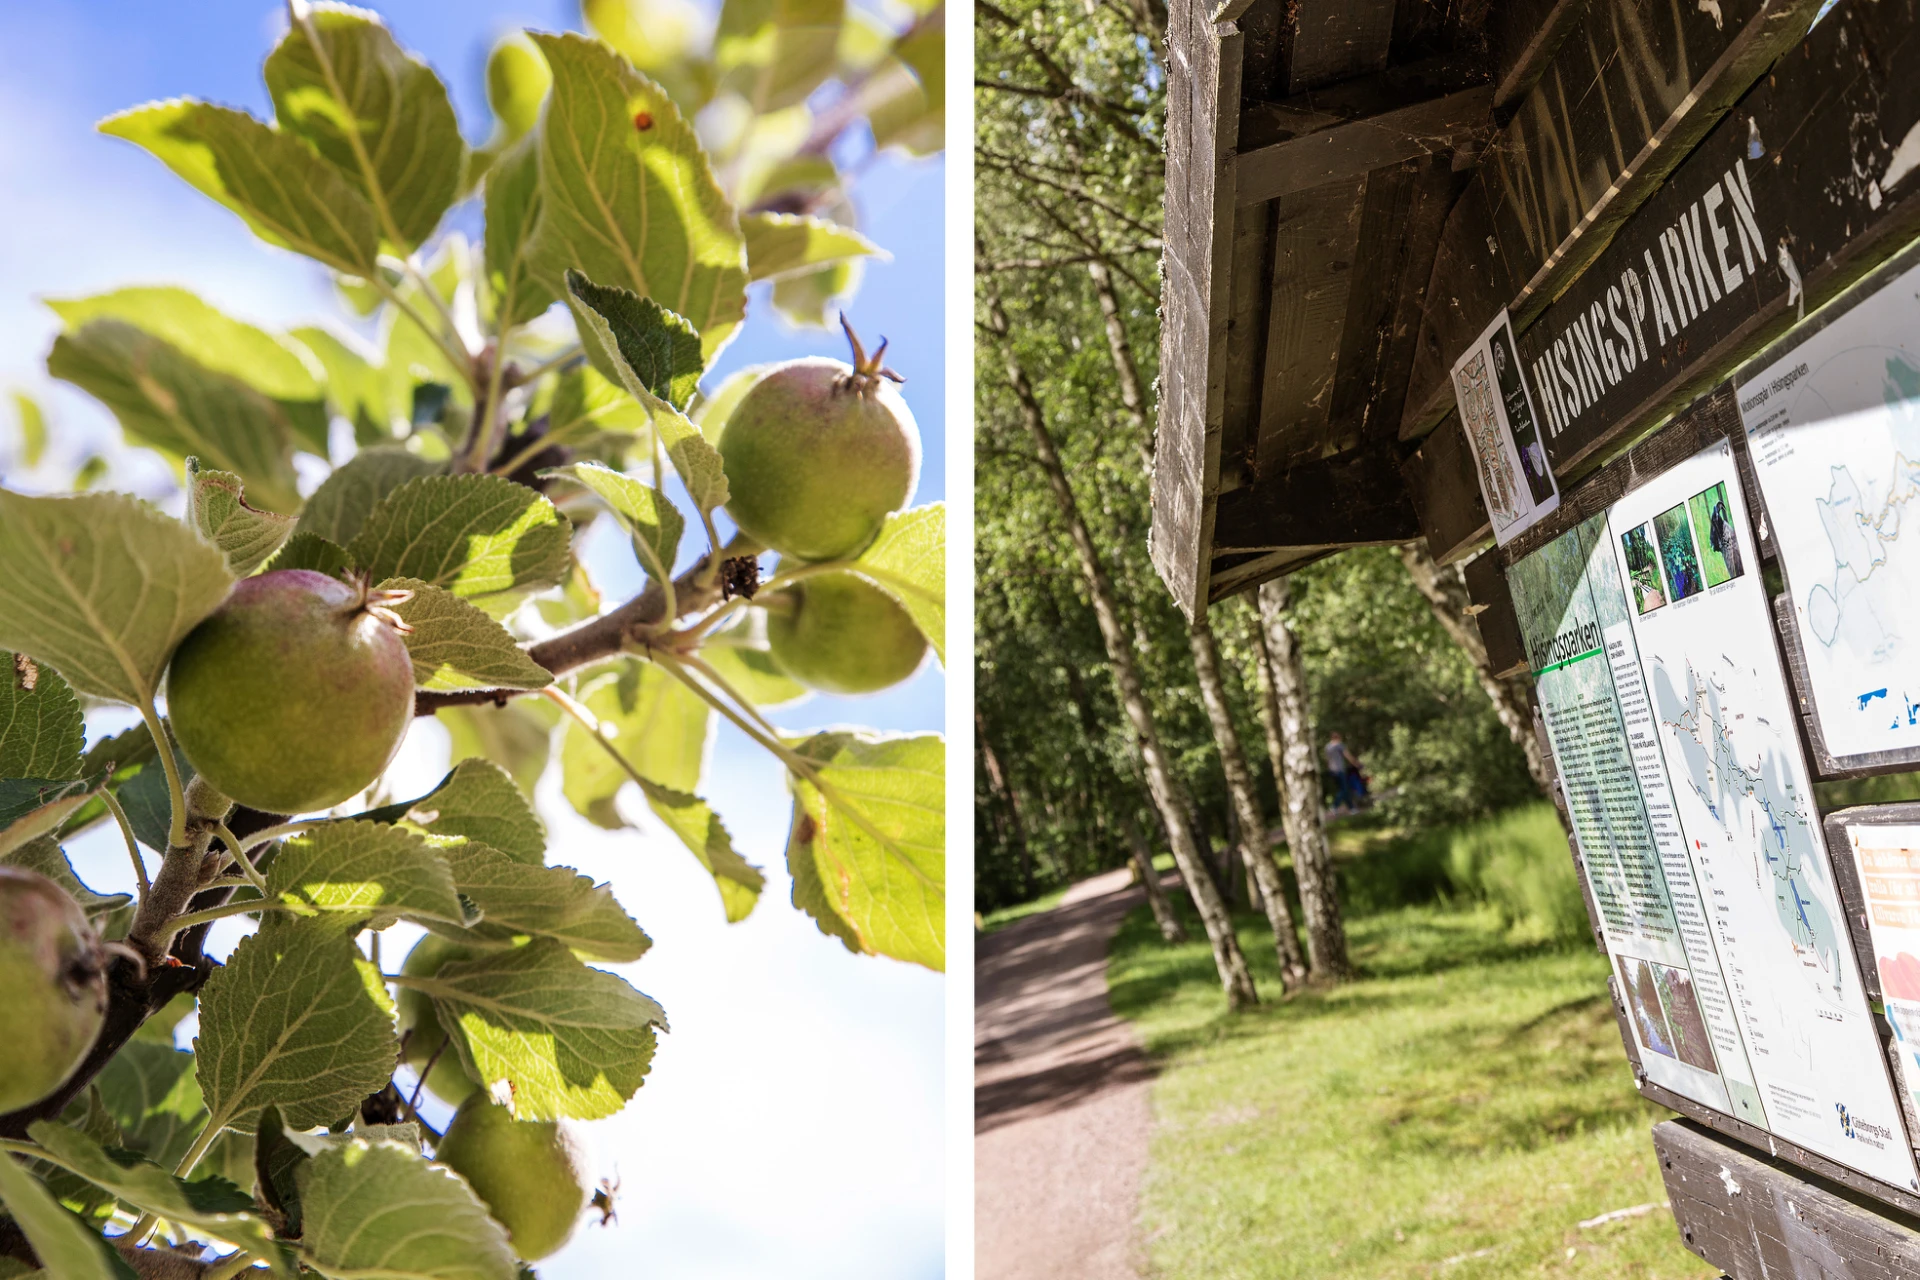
[[1254, 580, 1352, 982], [1120, 808, 1188, 942], [983, 271, 1258, 1009], [1189, 618, 1308, 989], [1396, 541, 1553, 795]]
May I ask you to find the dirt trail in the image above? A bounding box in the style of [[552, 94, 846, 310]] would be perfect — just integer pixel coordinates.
[[975, 867, 1158, 1280]]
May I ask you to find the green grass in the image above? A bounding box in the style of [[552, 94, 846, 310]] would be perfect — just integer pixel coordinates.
[[1107, 888, 1715, 1279], [980, 881, 1075, 932]]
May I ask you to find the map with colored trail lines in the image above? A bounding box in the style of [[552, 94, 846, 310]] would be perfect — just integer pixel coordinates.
[[1653, 657, 1842, 996], [1739, 260, 1920, 759]]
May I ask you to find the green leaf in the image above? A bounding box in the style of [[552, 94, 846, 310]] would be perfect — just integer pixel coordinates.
[[422, 937, 665, 1121], [387, 758, 545, 864], [48, 320, 303, 513], [99, 99, 380, 276], [26, 1121, 285, 1266], [565, 273, 728, 512], [860, 19, 944, 156], [3, 838, 131, 919], [185, 460, 295, 576], [786, 816, 861, 954], [96, 1040, 205, 1168], [715, 0, 845, 111], [545, 364, 651, 449], [0, 1150, 136, 1280], [438, 703, 554, 800], [10, 391, 47, 466], [266, 4, 465, 253], [195, 918, 398, 1134], [700, 620, 807, 707], [786, 730, 944, 970], [379, 578, 552, 693], [37, 1087, 125, 1221], [0, 489, 232, 706], [562, 660, 708, 828], [347, 474, 571, 608], [564, 271, 703, 412], [740, 211, 883, 284], [487, 33, 551, 144], [0, 653, 84, 779], [47, 286, 330, 456], [484, 131, 554, 331], [541, 461, 683, 588], [770, 256, 861, 329], [296, 446, 439, 546], [636, 783, 762, 922], [431, 836, 650, 962], [268, 531, 354, 578], [851, 502, 944, 664], [266, 820, 466, 930], [292, 325, 393, 445], [528, 32, 747, 361], [115, 739, 190, 854], [298, 1135, 517, 1280]]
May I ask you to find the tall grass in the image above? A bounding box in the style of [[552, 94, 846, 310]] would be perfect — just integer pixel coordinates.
[[1443, 802, 1588, 943]]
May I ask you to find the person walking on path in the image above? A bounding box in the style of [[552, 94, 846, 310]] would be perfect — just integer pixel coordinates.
[[1325, 732, 1363, 812]]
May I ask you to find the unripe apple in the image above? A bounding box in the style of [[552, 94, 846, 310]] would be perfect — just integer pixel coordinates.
[[436, 1096, 590, 1261], [166, 570, 415, 814], [715, 322, 918, 562], [396, 933, 482, 1108], [0, 868, 109, 1113], [765, 572, 926, 695]]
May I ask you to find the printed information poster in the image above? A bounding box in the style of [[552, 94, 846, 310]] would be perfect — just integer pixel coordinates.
[[1452, 310, 1560, 546], [1603, 439, 1916, 1189], [1737, 257, 1920, 761], [1839, 822, 1920, 1124], [1508, 515, 1755, 1116]]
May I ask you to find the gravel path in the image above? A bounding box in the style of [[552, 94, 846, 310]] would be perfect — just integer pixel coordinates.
[[975, 867, 1158, 1280]]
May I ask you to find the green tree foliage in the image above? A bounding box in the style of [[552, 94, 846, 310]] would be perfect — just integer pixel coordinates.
[[0, 3, 944, 1273], [974, 4, 1531, 914]]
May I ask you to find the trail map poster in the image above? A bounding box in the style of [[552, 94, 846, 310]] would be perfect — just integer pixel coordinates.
[[1603, 440, 1916, 1189], [1737, 257, 1920, 763], [1507, 515, 1753, 1115], [1839, 822, 1920, 1124], [1452, 310, 1560, 546]]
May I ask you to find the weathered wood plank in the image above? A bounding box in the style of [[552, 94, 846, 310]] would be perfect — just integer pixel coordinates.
[[1491, 0, 1589, 111], [1461, 550, 1528, 678], [1656, 1118, 1920, 1277], [1150, 0, 1246, 621], [1205, 545, 1339, 605], [1287, 0, 1396, 93], [1233, 86, 1492, 207], [1218, 198, 1275, 494], [1253, 177, 1365, 476], [1512, 0, 1920, 485], [1399, 406, 1489, 566], [1400, 0, 1825, 441], [1211, 451, 1418, 551]]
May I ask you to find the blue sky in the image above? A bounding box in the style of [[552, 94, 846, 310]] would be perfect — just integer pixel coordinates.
[[0, 3, 945, 1276]]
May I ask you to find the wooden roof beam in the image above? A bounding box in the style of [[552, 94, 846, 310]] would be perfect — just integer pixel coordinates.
[[1211, 450, 1419, 553], [1234, 84, 1492, 207]]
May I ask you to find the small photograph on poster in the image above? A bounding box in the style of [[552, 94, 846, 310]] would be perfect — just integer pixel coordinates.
[[1619, 955, 1679, 1060], [1687, 481, 1746, 588], [1488, 322, 1556, 505], [1652, 964, 1718, 1072], [1451, 310, 1560, 545], [1652, 502, 1705, 602], [1620, 523, 1667, 615]]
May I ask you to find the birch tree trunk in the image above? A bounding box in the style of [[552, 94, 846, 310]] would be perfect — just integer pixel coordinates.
[[1396, 541, 1553, 795], [982, 271, 1259, 1009], [1121, 808, 1188, 942], [1254, 579, 1353, 982], [1190, 618, 1309, 990]]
